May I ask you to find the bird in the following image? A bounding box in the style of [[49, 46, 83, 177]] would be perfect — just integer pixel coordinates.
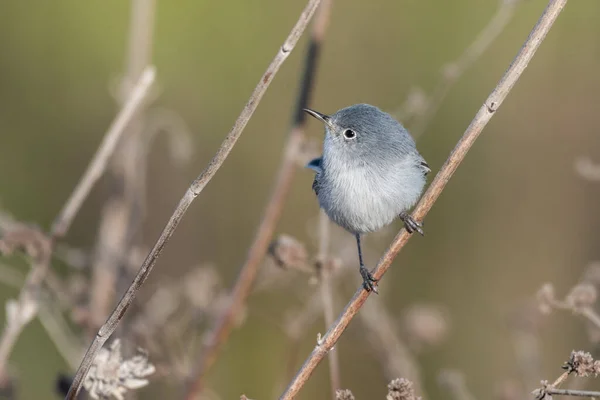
[[304, 103, 430, 293]]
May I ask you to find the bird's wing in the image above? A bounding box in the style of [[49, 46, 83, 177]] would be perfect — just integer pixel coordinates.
[[420, 160, 431, 176], [305, 157, 323, 196], [312, 175, 320, 196], [306, 157, 322, 173]]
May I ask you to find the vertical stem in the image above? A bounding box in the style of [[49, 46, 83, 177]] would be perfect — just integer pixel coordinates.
[[88, 0, 157, 333], [317, 210, 341, 398]]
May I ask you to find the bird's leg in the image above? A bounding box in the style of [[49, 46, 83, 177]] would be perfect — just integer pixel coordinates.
[[356, 233, 378, 293], [399, 211, 424, 236]]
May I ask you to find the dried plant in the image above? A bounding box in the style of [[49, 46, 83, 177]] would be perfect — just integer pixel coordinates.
[[0, 0, 589, 399], [83, 339, 155, 400], [335, 389, 355, 400], [533, 351, 600, 399], [66, 1, 323, 398], [536, 282, 600, 331], [333, 378, 421, 400]]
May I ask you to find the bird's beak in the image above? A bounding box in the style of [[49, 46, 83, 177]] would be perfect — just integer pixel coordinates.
[[303, 108, 333, 128]]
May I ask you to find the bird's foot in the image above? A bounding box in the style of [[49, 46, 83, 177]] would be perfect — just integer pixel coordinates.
[[360, 265, 379, 294], [400, 212, 424, 236]]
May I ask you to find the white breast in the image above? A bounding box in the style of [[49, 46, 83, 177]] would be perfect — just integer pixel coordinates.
[[318, 155, 425, 234]]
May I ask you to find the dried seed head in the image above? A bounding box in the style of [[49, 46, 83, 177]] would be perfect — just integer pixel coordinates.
[[387, 378, 419, 400], [0, 224, 50, 261], [582, 262, 600, 286], [67, 274, 89, 302], [268, 235, 309, 270], [536, 283, 555, 315], [566, 351, 600, 377], [575, 157, 600, 181], [335, 389, 355, 400], [532, 380, 549, 400], [565, 284, 597, 311], [83, 339, 155, 400], [5, 298, 37, 328], [402, 304, 449, 349], [207, 293, 247, 328], [183, 266, 221, 310]]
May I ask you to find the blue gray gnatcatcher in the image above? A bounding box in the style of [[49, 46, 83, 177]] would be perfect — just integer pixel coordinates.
[[304, 104, 430, 293]]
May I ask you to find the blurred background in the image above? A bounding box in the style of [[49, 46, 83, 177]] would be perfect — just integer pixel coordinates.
[[1, 0, 600, 399]]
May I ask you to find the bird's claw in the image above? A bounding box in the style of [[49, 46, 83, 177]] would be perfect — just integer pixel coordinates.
[[360, 266, 379, 294], [400, 212, 424, 236]]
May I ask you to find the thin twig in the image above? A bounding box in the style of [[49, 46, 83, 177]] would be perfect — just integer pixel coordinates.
[[38, 304, 83, 370], [0, 262, 84, 369], [579, 307, 600, 330], [0, 67, 154, 383], [407, 0, 520, 138], [317, 210, 341, 399], [65, 1, 321, 398], [0, 246, 51, 379], [536, 387, 600, 398], [184, 0, 331, 396], [50, 66, 156, 239], [280, 0, 569, 398]]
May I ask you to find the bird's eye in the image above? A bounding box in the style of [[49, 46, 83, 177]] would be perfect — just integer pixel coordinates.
[[343, 129, 356, 139]]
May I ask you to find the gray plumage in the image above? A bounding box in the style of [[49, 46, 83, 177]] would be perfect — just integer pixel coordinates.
[[304, 103, 429, 292]]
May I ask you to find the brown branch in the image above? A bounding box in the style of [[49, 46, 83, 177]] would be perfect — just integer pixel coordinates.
[[279, 0, 569, 398], [50, 66, 156, 239], [65, 0, 322, 398], [184, 0, 332, 396], [536, 387, 600, 399]]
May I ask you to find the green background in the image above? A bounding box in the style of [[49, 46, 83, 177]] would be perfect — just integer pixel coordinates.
[[1, 0, 600, 399]]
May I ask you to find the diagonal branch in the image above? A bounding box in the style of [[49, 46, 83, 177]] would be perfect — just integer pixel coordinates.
[[409, 0, 520, 138], [535, 387, 600, 399], [65, 0, 322, 398], [279, 0, 569, 398], [184, 0, 332, 397], [51, 66, 156, 239], [0, 66, 156, 385]]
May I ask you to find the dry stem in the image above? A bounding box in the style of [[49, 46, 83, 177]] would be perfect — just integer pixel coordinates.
[[279, 0, 569, 398], [318, 209, 341, 398], [65, 1, 322, 398], [409, 0, 520, 138], [0, 66, 154, 382], [184, 0, 331, 396], [88, 0, 157, 335], [536, 388, 600, 398], [50, 66, 156, 239], [0, 249, 50, 379]]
